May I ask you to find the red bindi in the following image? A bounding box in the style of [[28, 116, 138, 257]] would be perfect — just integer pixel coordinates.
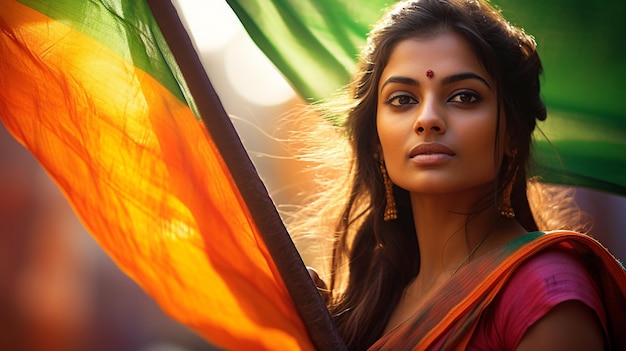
[[426, 70, 434, 78]]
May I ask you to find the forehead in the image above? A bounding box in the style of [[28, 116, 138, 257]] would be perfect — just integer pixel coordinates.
[[380, 32, 491, 85]]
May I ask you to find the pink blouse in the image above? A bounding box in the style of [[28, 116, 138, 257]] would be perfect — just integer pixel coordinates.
[[466, 249, 607, 350]]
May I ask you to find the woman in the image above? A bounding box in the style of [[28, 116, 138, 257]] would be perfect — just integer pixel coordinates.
[[297, 0, 626, 349]]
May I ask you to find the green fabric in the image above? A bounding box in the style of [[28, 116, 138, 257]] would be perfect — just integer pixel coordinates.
[[226, 0, 626, 196], [19, 0, 199, 117], [225, 0, 388, 101]]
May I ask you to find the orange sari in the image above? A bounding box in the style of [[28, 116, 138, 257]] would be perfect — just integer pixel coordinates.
[[369, 231, 626, 350]]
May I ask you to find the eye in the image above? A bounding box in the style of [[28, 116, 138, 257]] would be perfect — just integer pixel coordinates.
[[449, 91, 481, 104], [385, 93, 418, 107]]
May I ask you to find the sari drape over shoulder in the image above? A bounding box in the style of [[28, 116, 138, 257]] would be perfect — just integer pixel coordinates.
[[368, 231, 626, 351]]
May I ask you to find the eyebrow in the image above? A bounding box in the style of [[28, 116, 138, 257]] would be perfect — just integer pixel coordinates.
[[441, 72, 492, 90], [380, 72, 492, 92], [380, 76, 419, 92]]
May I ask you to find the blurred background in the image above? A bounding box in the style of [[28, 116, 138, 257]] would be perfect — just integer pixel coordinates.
[[1, 1, 624, 350]]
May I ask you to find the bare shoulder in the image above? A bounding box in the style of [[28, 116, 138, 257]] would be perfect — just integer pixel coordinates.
[[516, 300, 605, 351]]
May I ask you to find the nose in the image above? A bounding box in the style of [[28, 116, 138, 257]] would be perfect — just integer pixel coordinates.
[[413, 97, 446, 135]]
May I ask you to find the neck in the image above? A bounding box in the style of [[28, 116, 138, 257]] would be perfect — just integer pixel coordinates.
[[409, 191, 515, 285]]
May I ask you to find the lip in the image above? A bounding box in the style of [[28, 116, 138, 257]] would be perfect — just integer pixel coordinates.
[[409, 143, 455, 165]]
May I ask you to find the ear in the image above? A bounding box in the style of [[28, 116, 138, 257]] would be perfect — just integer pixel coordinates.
[[374, 141, 384, 161]]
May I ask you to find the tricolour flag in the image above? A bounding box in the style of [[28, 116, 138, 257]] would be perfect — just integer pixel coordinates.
[[0, 0, 343, 350]]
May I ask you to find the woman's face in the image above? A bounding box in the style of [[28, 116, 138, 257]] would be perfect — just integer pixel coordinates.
[[376, 31, 506, 197]]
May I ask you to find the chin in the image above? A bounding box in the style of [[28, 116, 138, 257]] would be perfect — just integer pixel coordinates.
[[401, 180, 495, 197]]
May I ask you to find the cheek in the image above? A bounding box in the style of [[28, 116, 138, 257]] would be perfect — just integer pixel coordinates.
[[464, 124, 502, 174], [377, 117, 406, 162]]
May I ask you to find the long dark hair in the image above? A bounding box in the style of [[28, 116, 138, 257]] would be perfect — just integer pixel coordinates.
[[327, 0, 547, 348]]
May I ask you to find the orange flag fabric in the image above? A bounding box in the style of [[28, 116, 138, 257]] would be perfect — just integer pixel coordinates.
[[0, 0, 343, 350]]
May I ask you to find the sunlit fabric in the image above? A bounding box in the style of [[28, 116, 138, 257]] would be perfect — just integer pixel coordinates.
[[0, 1, 318, 350]]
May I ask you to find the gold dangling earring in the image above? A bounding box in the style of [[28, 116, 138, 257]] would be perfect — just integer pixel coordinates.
[[378, 154, 397, 221], [499, 182, 515, 218]]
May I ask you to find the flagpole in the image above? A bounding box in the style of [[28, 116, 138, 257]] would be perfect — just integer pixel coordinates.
[[146, 1, 346, 350]]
